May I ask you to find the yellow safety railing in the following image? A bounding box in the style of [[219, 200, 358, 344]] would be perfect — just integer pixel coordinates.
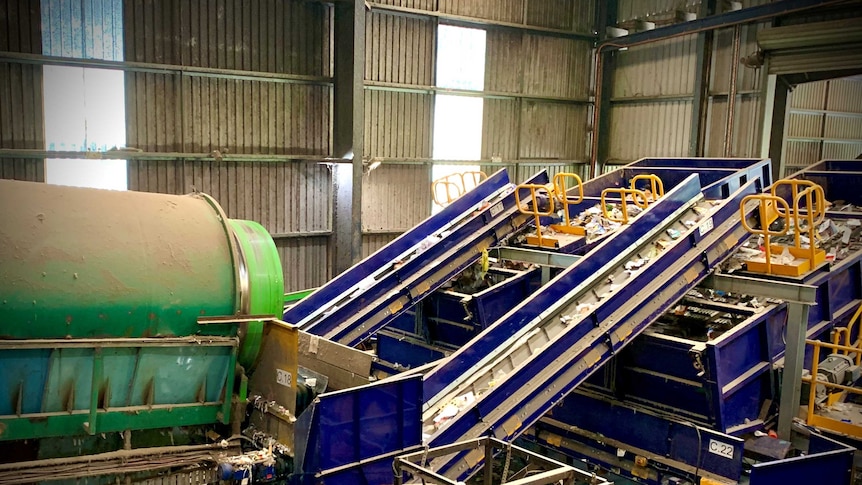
[[432, 171, 488, 207], [550, 173, 585, 236], [515, 183, 556, 248], [600, 188, 650, 225], [740, 194, 791, 275], [631, 174, 665, 202], [772, 179, 827, 263], [740, 179, 827, 276], [832, 302, 862, 366], [801, 338, 862, 438]]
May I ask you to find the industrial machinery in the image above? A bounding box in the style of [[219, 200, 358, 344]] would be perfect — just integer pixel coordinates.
[[0, 180, 284, 480], [1, 159, 858, 485]]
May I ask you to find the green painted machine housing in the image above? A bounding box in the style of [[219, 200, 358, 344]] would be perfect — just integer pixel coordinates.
[[0, 180, 283, 441]]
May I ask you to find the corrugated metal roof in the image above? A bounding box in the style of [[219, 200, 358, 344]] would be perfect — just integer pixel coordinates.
[[789, 81, 827, 110], [704, 96, 764, 157], [823, 141, 862, 160], [279, 237, 331, 292], [825, 114, 862, 139], [485, 30, 524, 93], [482, 98, 519, 160], [126, 75, 330, 155], [128, 160, 331, 234], [786, 111, 822, 138], [711, 23, 765, 94], [363, 233, 399, 259], [0, 2, 44, 181], [2, 0, 41, 54]]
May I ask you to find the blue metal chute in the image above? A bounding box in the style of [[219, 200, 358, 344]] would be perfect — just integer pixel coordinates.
[[421, 173, 770, 482], [292, 170, 551, 347], [284, 169, 514, 329]]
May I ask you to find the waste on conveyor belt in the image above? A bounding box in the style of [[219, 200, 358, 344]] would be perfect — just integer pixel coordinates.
[[721, 210, 862, 272]]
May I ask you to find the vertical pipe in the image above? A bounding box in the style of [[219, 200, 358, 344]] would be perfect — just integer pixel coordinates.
[[724, 25, 741, 157]]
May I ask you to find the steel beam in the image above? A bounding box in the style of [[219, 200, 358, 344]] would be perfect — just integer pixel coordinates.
[[493, 246, 581, 269], [0, 148, 339, 162], [701, 273, 817, 303], [366, 2, 596, 41], [597, 0, 846, 51], [0, 51, 331, 85]]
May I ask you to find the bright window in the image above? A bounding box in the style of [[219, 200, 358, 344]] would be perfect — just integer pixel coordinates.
[[42, 0, 127, 190], [432, 26, 487, 211]]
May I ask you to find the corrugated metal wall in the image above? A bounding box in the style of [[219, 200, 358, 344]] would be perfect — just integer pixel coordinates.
[[783, 77, 862, 176], [483, 31, 592, 175], [608, 35, 697, 163], [124, 0, 334, 291], [361, 2, 594, 254], [362, 9, 435, 255], [606, 0, 769, 165], [0, 0, 44, 182]]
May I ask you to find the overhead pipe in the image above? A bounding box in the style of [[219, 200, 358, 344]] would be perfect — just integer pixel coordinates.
[[589, 0, 848, 178]]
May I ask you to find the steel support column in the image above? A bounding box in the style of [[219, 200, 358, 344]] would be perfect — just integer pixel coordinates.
[[592, 0, 617, 178], [690, 0, 718, 156], [763, 74, 790, 181], [779, 300, 810, 439], [333, 1, 366, 272]]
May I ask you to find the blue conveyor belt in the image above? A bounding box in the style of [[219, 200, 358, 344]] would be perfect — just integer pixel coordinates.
[[286, 170, 549, 347], [419, 174, 768, 481]]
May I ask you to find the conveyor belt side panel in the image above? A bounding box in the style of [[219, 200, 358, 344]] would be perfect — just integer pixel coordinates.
[[284, 169, 512, 329]]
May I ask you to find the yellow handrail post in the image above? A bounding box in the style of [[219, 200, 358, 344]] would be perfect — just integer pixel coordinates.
[[630, 174, 665, 202], [601, 188, 650, 225], [515, 183, 555, 248], [552, 172, 584, 228], [740, 194, 790, 275]]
